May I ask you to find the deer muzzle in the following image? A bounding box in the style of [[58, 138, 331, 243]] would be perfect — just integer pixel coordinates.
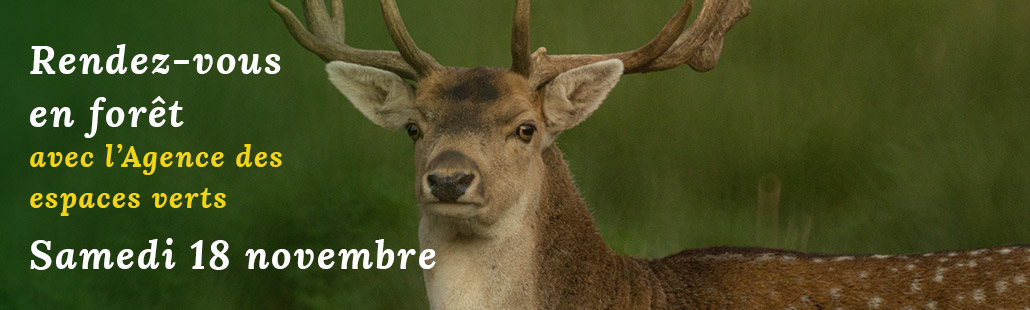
[[422, 150, 481, 203]]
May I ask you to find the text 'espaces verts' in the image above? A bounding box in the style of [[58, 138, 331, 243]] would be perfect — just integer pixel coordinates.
[[31, 188, 227, 217]]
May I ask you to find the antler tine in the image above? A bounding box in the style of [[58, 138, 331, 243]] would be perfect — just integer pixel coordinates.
[[640, 0, 751, 72], [330, 0, 345, 36], [268, 0, 419, 80], [527, 0, 750, 87], [379, 0, 444, 78], [301, 0, 333, 39], [268, 0, 323, 56], [526, 1, 692, 87], [619, 1, 692, 72], [510, 0, 532, 77]]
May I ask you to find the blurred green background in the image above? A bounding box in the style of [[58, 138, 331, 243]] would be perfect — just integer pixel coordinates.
[[3, 0, 1028, 308]]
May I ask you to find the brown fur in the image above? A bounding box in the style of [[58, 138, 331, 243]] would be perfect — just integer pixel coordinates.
[[324, 62, 1030, 309], [281, 1, 1030, 307], [535, 145, 1030, 309]]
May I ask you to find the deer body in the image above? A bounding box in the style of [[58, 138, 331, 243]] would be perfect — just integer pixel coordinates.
[[649, 247, 1030, 309], [425, 143, 1030, 309], [270, 0, 1030, 308]]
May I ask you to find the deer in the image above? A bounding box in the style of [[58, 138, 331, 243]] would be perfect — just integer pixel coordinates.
[[268, 0, 1030, 308]]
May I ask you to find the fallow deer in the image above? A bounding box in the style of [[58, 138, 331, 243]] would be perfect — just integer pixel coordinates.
[[269, 0, 1030, 308]]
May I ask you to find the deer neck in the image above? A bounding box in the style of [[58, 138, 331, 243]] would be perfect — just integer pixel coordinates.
[[416, 146, 553, 309], [533, 146, 660, 308], [418, 214, 538, 309], [419, 145, 657, 309]]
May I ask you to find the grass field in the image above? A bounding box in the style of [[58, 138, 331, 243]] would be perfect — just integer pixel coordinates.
[[3, 0, 1029, 308]]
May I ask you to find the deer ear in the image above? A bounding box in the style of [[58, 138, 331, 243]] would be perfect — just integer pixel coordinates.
[[541, 59, 624, 132], [326, 61, 416, 130]]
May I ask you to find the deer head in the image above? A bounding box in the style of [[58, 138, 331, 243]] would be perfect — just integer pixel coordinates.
[[270, 0, 749, 232]]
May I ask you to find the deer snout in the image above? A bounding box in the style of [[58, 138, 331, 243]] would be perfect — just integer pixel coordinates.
[[427, 173, 475, 202], [423, 150, 481, 203]]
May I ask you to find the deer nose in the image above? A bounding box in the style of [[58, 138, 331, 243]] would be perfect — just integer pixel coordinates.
[[426, 172, 475, 202]]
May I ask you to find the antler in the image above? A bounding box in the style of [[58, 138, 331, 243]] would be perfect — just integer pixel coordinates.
[[510, 0, 532, 77], [511, 0, 751, 87], [269, 0, 441, 80]]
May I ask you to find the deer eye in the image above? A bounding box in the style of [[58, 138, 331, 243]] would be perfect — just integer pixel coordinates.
[[517, 124, 536, 142], [405, 123, 422, 141]]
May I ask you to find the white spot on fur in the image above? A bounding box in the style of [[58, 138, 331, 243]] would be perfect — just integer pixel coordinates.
[[812, 258, 826, 263], [834, 256, 854, 262], [889, 266, 899, 273], [948, 252, 958, 257], [868, 296, 883, 308], [998, 248, 1013, 254], [972, 288, 985, 303], [968, 260, 978, 267], [781, 255, 797, 262], [910, 279, 921, 293], [996, 280, 1009, 293], [873, 254, 891, 259], [970, 249, 985, 256], [922, 253, 934, 257], [934, 267, 947, 283], [829, 287, 842, 299], [1014, 274, 1027, 285], [858, 271, 869, 278], [905, 264, 916, 271], [956, 293, 964, 302], [755, 253, 775, 262], [926, 301, 937, 309], [938, 258, 949, 263]]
